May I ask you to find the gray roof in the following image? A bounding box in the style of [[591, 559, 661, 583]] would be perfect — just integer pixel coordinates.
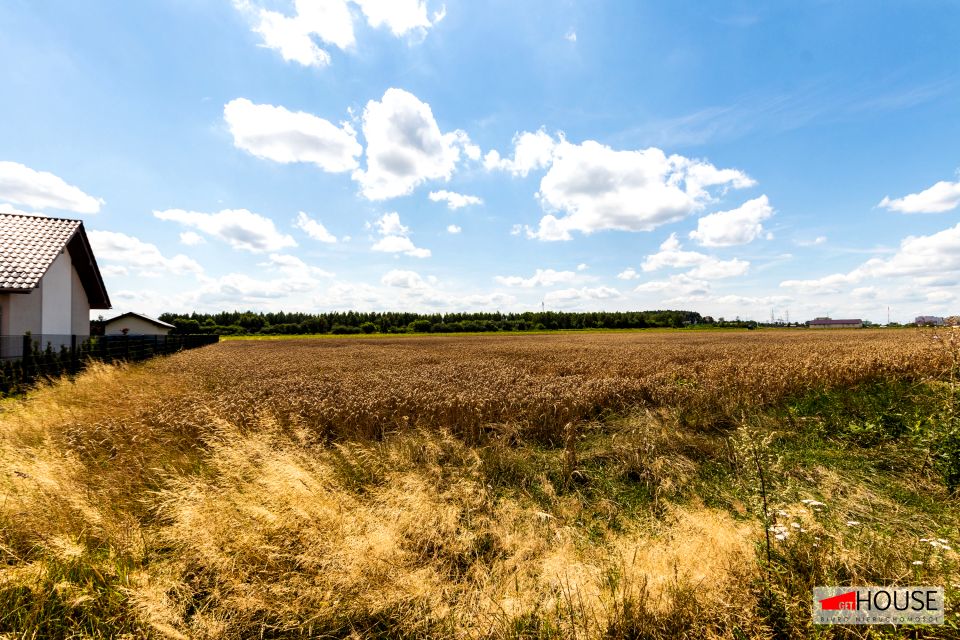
[[0, 212, 111, 308]]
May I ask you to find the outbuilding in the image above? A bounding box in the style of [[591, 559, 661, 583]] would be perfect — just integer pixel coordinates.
[[104, 312, 175, 336], [808, 317, 863, 329]]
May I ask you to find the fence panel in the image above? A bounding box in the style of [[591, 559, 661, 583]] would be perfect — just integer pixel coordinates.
[[0, 333, 219, 395]]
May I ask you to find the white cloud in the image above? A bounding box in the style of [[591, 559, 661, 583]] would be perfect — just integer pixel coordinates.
[[224, 98, 361, 172], [428, 190, 483, 209], [687, 257, 750, 279], [781, 222, 960, 294], [234, 0, 442, 68], [446, 224, 461, 234], [381, 268, 427, 288], [353, 0, 439, 36], [576, 263, 588, 271], [0, 203, 45, 217], [642, 233, 710, 271], [88, 230, 203, 277], [371, 236, 431, 257], [369, 211, 431, 257], [635, 274, 710, 297], [879, 178, 960, 213], [795, 235, 827, 247], [617, 268, 639, 280], [526, 140, 754, 240], [640, 233, 749, 280], [0, 161, 103, 213], [494, 268, 578, 288], [353, 88, 473, 200], [688, 195, 774, 247], [373, 211, 409, 236], [100, 265, 129, 277], [154, 208, 297, 253], [510, 224, 523, 236], [484, 129, 557, 177], [565, 30, 577, 42], [294, 211, 337, 243], [545, 286, 620, 305], [260, 252, 335, 278], [179, 231, 206, 246]]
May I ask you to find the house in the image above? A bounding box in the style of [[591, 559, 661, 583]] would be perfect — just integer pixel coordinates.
[[808, 317, 863, 329], [915, 316, 945, 326], [0, 213, 110, 344], [104, 312, 174, 336]]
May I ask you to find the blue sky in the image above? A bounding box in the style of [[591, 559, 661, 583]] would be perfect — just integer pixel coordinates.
[[1, 0, 959, 323]]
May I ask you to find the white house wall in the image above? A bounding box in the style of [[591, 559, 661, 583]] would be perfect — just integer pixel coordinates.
[[6, 287, 42, 337], [40, 251, 72, 335]]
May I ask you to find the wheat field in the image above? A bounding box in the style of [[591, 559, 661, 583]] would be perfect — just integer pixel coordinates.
[[1, 329, 958, 638]]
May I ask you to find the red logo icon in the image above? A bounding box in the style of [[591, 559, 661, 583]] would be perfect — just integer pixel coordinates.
[[819, 591, 858, 611]]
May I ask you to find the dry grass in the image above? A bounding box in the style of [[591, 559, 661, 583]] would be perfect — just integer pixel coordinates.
[[0, 329, 957, 638]]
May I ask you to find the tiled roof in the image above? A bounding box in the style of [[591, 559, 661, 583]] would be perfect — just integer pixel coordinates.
[[0, 213, 81, 290]]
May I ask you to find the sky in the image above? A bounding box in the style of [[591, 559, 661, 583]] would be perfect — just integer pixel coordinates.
[[1, 0, 959, 323]]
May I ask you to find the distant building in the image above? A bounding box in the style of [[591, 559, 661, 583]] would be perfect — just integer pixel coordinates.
[[808, 317, 863, 329], [915, 316, 945, 326], [104, 312, 174, 336]]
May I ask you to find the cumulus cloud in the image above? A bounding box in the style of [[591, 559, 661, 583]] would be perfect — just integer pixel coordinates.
[[428, 190, 483, 209], [294, 211, 337, 243], [634, 274, 710, 297], [639, 233, 749, 280], [154, 208, 297, 253], [353, 88, 474, 200], [258, 253, 335, 281], [446, 224, 461, 234], [687, 257, 750, 279], [545, 286, 620, 305], [88, 230, 203, 277], [494, 268, 578, 288], [0, 203, 45, 217], [879, 178, 960, 214], [234, 0, 442, 68], [0, 161, 103, 214], [179, 231, 206, 246], [525, 140, 754, 240], [642, 233, 711, 271], [484, 129, 557, 177], [688, 195, 774, 247], [373, 211, 408, 236], [381, 268, 427, 288], [369, 211, 431, 257], [781, 222, 960, 294], [353, 0, 441, 36], [224, 98, 361, 172], [617, 268, 639, 280]]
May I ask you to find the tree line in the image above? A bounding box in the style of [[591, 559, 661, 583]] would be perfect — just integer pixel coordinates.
[[156, 310, 754, 336]]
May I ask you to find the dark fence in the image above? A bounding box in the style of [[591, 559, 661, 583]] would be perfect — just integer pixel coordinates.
[[0, 333, 219, 395]]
